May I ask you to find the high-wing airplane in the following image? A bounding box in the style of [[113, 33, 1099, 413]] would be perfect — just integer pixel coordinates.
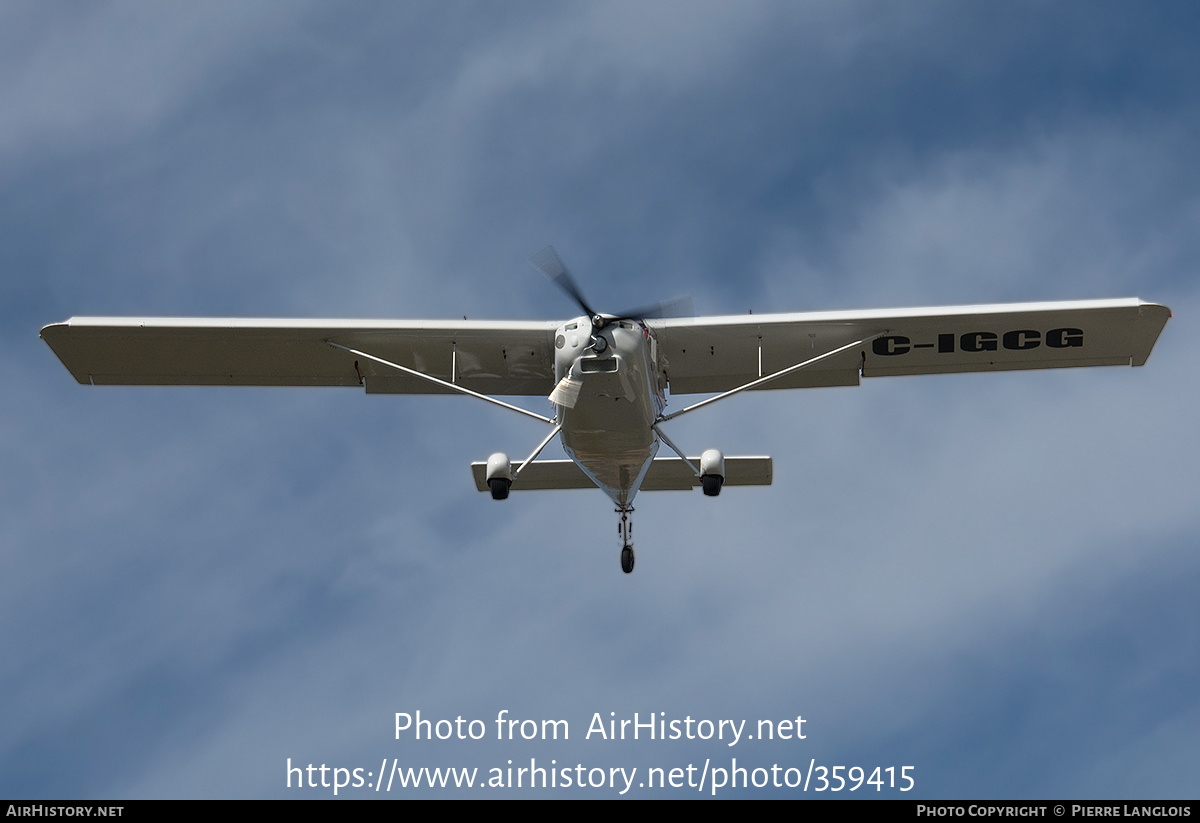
[[41, 248, 1171, 573]]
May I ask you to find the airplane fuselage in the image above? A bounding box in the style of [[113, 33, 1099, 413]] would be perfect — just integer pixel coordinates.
[[553, 316, 665, 508]]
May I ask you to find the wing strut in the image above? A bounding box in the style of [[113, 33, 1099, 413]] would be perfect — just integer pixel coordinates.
[[658, 331, 888, 422], [651, 423, 701, 479], [324, 341, 555, 424], [514, 423, 563, 479]]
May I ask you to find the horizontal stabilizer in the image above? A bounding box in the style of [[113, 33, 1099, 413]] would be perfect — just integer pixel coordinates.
[[471, 456, 772, 492]]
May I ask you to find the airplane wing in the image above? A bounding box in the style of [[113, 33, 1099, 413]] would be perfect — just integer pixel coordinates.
[[470, 456, 773, 491], [41, 299, 1171, 397], [651, 298, 1171, 394], [40, 317, 559, 396]]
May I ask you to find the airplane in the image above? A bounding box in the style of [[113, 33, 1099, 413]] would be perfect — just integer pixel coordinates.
[[41, 247, 1171, 573]]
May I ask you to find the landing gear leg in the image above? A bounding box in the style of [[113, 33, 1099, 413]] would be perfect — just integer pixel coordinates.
[[618, 507, 635, 574]]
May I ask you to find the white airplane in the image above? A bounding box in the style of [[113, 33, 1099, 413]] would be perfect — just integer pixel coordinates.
[[41, 248, 1171, 573]]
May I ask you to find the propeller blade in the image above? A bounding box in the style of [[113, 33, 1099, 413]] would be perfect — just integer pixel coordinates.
[[531, 246, 598, 321], [532, 245, 693, 329], [611, 295, 695, 322]]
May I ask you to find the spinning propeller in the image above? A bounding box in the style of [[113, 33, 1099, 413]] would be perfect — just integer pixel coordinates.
[[531, 246, 693, 331]]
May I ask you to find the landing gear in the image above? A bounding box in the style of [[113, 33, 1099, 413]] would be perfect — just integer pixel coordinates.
[[700, 449, 725, 496], [621, 545, 635, 574], [618, 507, 635, 574], [486, 453, 513, 500]]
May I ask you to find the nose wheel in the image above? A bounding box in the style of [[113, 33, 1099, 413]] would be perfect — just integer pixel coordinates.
[[621, 545, 635, 573], [618, 507, 635, 574]]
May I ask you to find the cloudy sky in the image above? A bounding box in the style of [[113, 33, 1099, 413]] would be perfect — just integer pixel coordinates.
[[3, 1, 1198, 799]]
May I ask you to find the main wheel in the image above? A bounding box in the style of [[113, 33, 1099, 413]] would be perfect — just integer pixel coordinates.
[[620, 545, 635, 574], [488, 478, 511, 500], [701, 474, 723, 496]]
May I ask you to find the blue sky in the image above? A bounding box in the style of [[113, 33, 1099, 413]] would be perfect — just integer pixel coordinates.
[[3, 1, 1198, 798]]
